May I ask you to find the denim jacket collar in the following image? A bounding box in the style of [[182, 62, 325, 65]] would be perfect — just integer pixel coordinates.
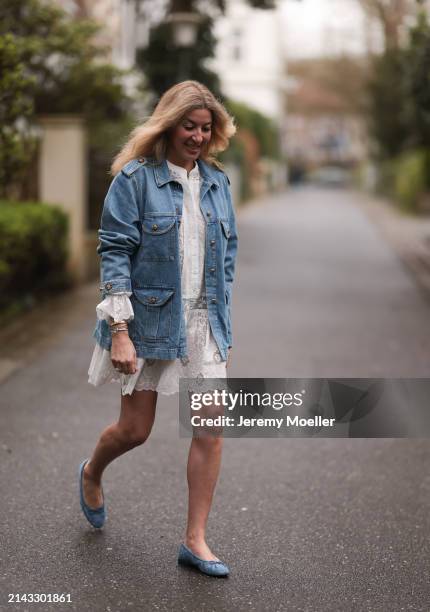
[[151, 157, 220, 190]]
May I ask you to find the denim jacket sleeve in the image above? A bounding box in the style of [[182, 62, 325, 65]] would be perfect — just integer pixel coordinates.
[[223, 174, 238, 348], [97, 171, 142, 298]]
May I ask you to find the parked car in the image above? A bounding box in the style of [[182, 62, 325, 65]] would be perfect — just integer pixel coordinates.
[[308, 166, 351, 188]]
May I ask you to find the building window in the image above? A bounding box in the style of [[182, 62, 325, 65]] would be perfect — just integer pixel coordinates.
[[232, 28, 242, 62]]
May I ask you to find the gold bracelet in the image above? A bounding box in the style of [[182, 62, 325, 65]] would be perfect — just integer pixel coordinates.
[[111, 326, 129, 334], [109, 320, 128, 328]]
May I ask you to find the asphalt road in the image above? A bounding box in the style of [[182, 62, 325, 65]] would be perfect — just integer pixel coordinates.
[[1, 186, 429, 612]]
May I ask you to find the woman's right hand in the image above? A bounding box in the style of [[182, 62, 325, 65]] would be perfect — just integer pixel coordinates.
[[111, 333, 137, 375]]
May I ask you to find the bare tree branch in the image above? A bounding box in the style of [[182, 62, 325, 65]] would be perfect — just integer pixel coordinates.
[[358, 0, 417, 49]]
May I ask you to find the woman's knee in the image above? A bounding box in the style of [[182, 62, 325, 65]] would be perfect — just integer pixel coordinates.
[[117, 389, 157, 446], [192, 434, 223, 452], [116, 422, 153, 447]]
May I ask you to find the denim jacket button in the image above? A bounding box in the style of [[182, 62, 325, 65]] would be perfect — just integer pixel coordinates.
[[206, 211, 211, 217], [152, 224, 158, 231], [210, 240, 215, 246], [149, 296, 157, 303], [210, 267, 215, 273], [211, 298, 217, 304], [105, 282, 112, 290]]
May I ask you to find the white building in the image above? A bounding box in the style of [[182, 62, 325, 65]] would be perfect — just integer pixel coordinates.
[[53, 0, 148, 68], [210, 0, 287, 123]]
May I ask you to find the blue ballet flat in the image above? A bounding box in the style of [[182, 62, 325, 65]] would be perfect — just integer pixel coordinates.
[[78, 458, 106, 529], [177, 543, 230, 577]]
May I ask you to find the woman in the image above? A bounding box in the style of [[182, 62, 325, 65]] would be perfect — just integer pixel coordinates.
[[80, 81, 238, 577]]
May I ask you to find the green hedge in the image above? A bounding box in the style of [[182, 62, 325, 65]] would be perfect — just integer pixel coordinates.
[[220, 99, 282, 203], [224, 100, 281, 160], [375, 149, 430, 213], [394, 149, 430, 213], [219, 137, 250, 202], [0, 201, 70, 314]]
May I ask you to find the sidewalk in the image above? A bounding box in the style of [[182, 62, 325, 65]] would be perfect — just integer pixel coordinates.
[[0, 282, 98, 385], [357, 190, 430, 300]]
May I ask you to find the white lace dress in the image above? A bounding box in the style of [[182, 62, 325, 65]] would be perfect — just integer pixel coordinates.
[[88, 159, 227, 396]]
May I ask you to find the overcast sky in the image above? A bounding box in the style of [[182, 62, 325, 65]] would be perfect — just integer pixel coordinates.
[[279, 0, 382, 58]]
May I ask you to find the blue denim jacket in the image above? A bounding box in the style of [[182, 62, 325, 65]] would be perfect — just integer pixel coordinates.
[[93, 156, 238, 362]]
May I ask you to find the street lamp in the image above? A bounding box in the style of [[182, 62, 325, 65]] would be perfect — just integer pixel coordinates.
[[166, 10, 203, 80], [166, 11, 202, 47]]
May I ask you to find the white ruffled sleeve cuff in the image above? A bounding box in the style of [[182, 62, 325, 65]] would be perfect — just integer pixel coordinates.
[[96, 292, 134, 323]]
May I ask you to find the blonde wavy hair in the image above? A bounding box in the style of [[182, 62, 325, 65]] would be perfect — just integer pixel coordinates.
[[111, 80, 236, 176]]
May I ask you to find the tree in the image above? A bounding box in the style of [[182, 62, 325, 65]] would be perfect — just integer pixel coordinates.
[[364, 1, 430, 158], [0, 34, 35, 197], [358, 0, 418, 50], [405, 6, 430, 149], [0, 0, 133, 194], [0, 0, 130, 123], [366, 47, 410, 158]]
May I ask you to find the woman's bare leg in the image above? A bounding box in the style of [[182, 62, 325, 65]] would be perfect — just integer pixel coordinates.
[[185, 435, 223, 560], [82, 389, 157, 508]]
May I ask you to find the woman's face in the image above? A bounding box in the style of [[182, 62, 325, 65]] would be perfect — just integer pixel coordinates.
[[166, 108, 212, 170]]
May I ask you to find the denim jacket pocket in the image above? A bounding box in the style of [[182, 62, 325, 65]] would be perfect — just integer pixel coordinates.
[[132, 286, 174, 341], [141, 217, 176, 262], [220, 219, 230, 239], [220, 219, 230, 258]]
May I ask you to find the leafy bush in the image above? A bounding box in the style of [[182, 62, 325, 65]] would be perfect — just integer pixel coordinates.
[[220, 100, 281, 202], [374, 149, 430, 213], [394, 149, 430, 213], [0, 201, 70, 312], [375, 158, 398, 200], [225, 99, 281, 160], [219, 137, 250, 201], [0, 33, 36, 197]]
